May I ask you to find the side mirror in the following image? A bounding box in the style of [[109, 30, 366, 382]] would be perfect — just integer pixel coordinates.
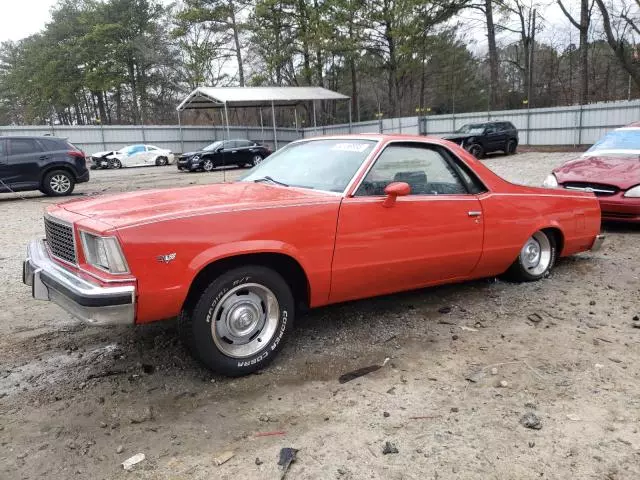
[[383, 182, 410, 207]]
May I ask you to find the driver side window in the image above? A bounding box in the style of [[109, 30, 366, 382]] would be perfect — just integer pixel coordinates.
[[356, 143, 468, 196]]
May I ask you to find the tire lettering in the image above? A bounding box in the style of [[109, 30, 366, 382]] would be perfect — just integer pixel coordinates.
[[232, 276, 250, 287], [237, 350, 269, 367], [271, 310, 288, 350], [206, 287, 229, 324]]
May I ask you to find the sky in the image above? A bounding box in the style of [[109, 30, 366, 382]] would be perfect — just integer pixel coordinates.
[[0, 0, 57, 43], [0, 0, 578, 50]]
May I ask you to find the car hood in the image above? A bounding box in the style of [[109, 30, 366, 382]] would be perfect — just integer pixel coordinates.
[[553, 154, 640, 190], [57, 182, 337, 229], [442, 134, 473, 142], [180, 150, 209, 157], [91, 150, 115, 157]]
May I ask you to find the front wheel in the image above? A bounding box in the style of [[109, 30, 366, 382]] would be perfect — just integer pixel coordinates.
[[110, 158, 122, 169], [467, 143, 484, 158], [181, 266, 294, 376], [155, 156, 168, 166], [506, 230, 557, 282], [252, 154, 264, 166], [202, 159, 214, 172], [42, 170, 75, 196]]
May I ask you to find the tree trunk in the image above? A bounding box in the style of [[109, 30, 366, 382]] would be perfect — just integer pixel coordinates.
[[96, 91, 107, 124], [127, 59, 140, 124], [485, 0, 500, 109], [595, 0, 640, 91], [228, 0, 245, 86], [579, 0, 589, 104]]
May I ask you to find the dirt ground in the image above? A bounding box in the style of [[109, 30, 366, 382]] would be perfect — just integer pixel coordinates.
[[1, 152, 639, 480]]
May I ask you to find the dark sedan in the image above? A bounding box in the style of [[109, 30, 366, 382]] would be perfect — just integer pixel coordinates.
[[177, 139, 272, 172]]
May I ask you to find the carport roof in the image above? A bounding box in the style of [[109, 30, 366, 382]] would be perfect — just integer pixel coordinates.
[[177, 86, 349, 110]]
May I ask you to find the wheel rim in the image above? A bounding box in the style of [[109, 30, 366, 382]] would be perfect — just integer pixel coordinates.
[[520, 231, 552, 276], [203, 160, 213, 171], [50, 174, 71, 193], [253, 155, 263, 165], [211, 283, 279, 358], [113, 160, 121, 168], [469, 145, 482, 157], [159, 157, 167, 165]]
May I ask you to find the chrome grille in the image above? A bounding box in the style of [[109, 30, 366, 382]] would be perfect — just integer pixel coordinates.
[[562, 182, 618, 197], [44, 216, 76, 264]]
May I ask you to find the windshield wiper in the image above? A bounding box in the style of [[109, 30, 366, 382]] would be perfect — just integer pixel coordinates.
[[253, 176, 289, 187]]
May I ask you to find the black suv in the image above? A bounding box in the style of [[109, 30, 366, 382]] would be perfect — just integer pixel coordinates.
[[0, 136, 90, 196], [177, 139, 272, 172], [443, 121, 519, 158]]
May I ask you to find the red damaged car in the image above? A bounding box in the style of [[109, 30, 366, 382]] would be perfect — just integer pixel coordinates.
[[544, 124, 640, 222], [24, 135, 604, 376]]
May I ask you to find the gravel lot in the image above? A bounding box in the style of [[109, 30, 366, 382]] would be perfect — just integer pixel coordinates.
[[1, 152, 639, 480]]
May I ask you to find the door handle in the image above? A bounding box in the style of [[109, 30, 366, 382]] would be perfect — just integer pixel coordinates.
[[231, 150, 237, 153], [468, 211, 482, 217]]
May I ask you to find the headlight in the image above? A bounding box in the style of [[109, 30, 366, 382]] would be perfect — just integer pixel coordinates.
[[191, 155, 200, 162], [80, 232, 129, 274], [624, 185, 640, 197], [543, 174, 559, 188]]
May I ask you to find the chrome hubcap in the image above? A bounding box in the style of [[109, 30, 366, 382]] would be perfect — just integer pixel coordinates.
[[50, 175, 70, 193], [519, 232, 552, 276], [212, 283, 279, 358]]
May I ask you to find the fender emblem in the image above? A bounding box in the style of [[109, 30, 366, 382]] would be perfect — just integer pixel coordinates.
[[157, 253, 177, 264]]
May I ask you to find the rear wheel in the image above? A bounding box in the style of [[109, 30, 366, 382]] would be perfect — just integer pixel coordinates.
[[467, 143, 484, 158], [506, 139, 517, 155], [42, 170, 75, 196], [180, 266, 294, 376], [155, 156, 168, 166], [506, 230, 556, 282]]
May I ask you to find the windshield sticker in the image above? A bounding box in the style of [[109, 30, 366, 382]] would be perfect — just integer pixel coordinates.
[[331, 143, 371, 153]]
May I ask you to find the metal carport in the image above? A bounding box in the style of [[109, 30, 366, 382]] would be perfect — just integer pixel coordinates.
[[176, 86, 351, 149]]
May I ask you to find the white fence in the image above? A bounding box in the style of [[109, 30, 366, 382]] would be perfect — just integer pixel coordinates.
[[0, 125, 300, 155], [302, 99, 640, 145], [2, 99, 640, 152]]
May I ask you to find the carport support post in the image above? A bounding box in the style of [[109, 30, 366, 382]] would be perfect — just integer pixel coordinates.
[[313, 101, 317, 133], [223, 101, 231, 140], [177, 110, 184, 154], [348, 100, 352, 133], [271, 101, 278, 150]]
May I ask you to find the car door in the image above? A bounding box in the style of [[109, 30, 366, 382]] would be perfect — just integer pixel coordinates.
[[483, 124, 502, 151], [122, 145, 142, 166], [5, 138, 45, 189], [330, 142, 484, 303], [224, 140, 244, 166]]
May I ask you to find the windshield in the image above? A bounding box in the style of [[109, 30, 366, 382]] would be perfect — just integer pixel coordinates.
[[584, 129, 640, 156], [241, 139, 377, 192], [203, 141, 224, 151], [119, 145, 143, 155], [456, 124, 485, 135]]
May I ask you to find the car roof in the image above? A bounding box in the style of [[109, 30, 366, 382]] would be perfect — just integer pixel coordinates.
[[292, 133, 457, 146]]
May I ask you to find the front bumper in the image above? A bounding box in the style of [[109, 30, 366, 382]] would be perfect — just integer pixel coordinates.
[[23, 239, 135, 325]]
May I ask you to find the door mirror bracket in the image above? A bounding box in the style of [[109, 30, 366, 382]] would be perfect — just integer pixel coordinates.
[[383, 182, 411, 207]]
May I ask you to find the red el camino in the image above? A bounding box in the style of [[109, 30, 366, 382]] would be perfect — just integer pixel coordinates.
[[23, 135, 604, 376], [544, 123, 640, 222]]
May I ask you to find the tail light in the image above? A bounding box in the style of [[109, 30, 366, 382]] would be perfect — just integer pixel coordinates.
[[68, 150, 85, 159]]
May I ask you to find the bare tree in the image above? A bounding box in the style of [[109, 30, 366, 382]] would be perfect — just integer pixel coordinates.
[[557, 0, 593, 104], [595, 0, 640, 90]]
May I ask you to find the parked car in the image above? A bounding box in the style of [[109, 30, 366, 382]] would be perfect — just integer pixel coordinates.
[[0, 136, 89, 196], [543, 123, 640, 222], [177, 139, 271, 171], [90, 144, 174, 169], [23, 134, 603, 376], [443, 121, 519, 158]]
